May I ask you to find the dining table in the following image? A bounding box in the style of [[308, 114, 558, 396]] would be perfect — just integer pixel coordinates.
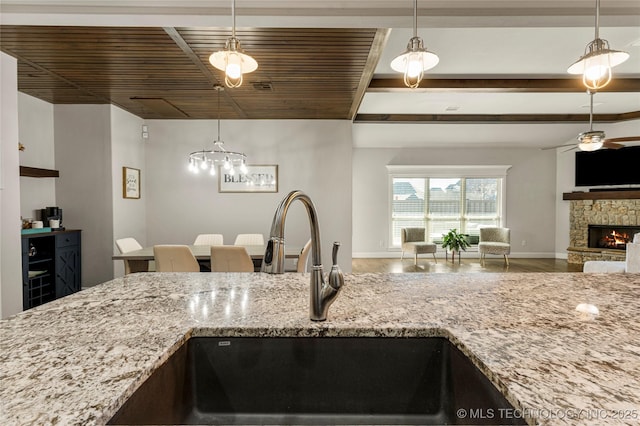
[[112, 244, 301, 273]]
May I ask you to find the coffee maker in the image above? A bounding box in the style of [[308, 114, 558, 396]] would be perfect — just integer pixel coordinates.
[[40, 206, 64, 230]]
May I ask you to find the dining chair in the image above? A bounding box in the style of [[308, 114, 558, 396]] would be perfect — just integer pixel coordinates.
[[297, 239, 312, 273], [234, 233, 265, 246], [210, 246, 255, 272], [116, 237, 142, 253], [193, 234, 224, 246], [116, 237, 155, 274], [153, 245, 200, 272]]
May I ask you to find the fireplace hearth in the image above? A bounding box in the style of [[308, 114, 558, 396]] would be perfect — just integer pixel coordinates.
[[588, 225, 640, 251]]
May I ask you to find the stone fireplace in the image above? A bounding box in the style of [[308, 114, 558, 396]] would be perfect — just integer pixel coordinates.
[[565, 193, 640, 265]]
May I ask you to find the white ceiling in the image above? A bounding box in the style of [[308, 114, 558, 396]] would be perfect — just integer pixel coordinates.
[[2, 0, 640, 149]]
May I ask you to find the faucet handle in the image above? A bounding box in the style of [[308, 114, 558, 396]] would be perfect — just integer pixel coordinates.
[[328, 242, 344, 291]]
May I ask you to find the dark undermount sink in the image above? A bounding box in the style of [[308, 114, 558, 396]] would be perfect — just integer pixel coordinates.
[[108, 337, 526, 425]]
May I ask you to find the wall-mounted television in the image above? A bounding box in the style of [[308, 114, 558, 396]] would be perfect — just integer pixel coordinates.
[[575, 145, 640, 187]]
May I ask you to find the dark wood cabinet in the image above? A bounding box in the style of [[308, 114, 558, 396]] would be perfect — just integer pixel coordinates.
[[21, 230, 81, 310]]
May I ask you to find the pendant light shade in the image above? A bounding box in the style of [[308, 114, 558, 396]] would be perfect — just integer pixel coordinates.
[[390, 0, 439, 89], [209, 0, 257, 88], [567, 0, 629, 90]]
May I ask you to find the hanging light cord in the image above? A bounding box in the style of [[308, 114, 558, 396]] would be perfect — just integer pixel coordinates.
[[412, 0, 418, 39], [231, 0, 236, 39], [588, 90, 594, 132], [217, 86, 221, 142], [593, 0, 600, 41]]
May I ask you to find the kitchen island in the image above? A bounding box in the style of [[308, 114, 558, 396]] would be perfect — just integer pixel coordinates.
[[1, 272, 639, 425]]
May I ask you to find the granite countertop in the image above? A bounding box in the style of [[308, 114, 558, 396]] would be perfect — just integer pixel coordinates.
[[1, 272, 639, 425]]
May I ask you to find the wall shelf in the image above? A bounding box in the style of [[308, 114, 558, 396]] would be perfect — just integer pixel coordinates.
[[20, 166, 60, 177], [19, 166, 59, 178], [562, 190, 640, 200]]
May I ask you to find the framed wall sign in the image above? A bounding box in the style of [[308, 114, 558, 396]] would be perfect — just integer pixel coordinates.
[[219, 164, 278, 193], [123, 166, 141, 199]]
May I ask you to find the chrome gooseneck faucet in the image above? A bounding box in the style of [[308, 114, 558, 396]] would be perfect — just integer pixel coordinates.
[[261, 190, 344, 321]]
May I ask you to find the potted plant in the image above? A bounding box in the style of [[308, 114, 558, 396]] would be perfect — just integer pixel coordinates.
[[441, 228, 470, 263]]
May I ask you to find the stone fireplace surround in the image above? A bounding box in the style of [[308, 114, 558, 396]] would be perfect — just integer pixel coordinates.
[[566, 191, 640, 265]]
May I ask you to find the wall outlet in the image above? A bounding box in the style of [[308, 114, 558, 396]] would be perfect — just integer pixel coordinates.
[[379, 240, 385, 248], [521, 240, 527, 246]]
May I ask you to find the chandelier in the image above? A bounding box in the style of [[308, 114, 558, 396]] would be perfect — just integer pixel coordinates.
[[209, 0, 258, 88], [390, 0, 439, 89], [188, 85, 248, 176], [567, 0, 629, 90]]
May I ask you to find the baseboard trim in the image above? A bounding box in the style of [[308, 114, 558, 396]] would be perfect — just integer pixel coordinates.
[[352, 251, 560, 259]]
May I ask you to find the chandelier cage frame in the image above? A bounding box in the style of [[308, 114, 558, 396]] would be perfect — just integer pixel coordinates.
[[188, 85, 247, 176]]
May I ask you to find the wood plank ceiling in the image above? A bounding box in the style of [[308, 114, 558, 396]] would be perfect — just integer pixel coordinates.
[[0, 25, 387, 120], [1, 25, 638, 123]]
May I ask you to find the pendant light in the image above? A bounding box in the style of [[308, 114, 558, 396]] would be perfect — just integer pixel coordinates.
[[390, 0, 439, 89], [567, 0, 629, 90], [209, 0, 258, 88], [188, 85, 248, 175]]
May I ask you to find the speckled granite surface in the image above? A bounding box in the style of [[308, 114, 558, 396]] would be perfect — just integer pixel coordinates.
[[1, 272, 639, 425]]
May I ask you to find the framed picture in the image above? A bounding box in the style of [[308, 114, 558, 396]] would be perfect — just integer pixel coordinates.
[[219, 164, 278, 193], [123, 167, 141, 199]]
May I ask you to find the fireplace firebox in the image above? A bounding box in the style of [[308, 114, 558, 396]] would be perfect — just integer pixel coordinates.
[[588, 225, 640, 251]]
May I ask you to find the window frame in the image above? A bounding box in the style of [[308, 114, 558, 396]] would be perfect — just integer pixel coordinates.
[[386, 165, 511, 249]]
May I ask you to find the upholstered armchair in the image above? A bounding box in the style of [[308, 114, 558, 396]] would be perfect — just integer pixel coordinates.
[[478, 227, 511, 266], [401, 228, 437, 266]]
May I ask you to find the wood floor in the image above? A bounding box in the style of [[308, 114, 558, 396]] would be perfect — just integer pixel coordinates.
[[351, 257, 583, 273]]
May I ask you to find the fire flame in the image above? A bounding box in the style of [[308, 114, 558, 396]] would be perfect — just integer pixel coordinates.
[[602, 230, 630, 248]]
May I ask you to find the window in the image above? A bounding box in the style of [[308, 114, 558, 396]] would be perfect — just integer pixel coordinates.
[[387, 166, 510, 247]]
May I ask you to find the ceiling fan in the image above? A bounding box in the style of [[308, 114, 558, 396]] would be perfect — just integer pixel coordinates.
[[544, 91, 640, 152]]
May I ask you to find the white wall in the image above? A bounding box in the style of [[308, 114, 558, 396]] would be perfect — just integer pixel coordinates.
[[145, 119, 353, 271], [54, 104, 114, 287], [0, 53, 23, 318], [110, 106, 146, 277], [18, 93, 56, 220], [352, 147, 558, 257]]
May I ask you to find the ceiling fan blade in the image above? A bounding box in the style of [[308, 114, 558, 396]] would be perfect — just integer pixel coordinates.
[[604, 136, 640, 143], [562, 146, 578, 153], [603, 141, 624, 149]]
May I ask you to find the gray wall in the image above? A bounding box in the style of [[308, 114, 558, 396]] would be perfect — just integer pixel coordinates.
[[352, 147, 558, 256], [19, 94, 56, 220], [110, 106, 146, 277], [144, 119, 353, 271], [0, 52, 23, 318], [54, 104, 114, 287]]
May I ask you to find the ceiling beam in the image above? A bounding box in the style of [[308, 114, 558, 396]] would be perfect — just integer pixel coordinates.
[[367, 78, 640, 93], [354, 111, 640, 124], [163, 27, 248, 119], [348, 28, 390, 121]]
